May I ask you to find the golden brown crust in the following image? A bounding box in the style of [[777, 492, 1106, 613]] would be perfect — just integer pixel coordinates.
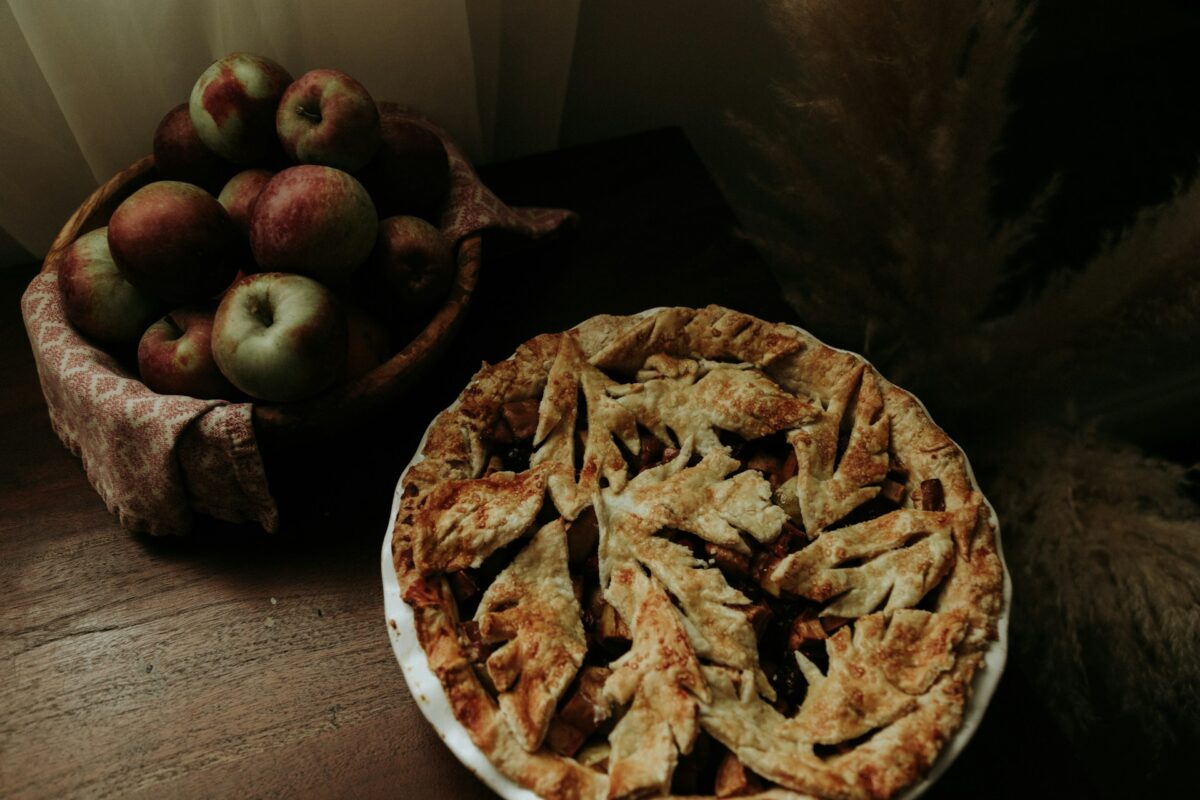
[[394, 543, 608, 800], [787, 365, 889, 534], [392, 305, 1005, 800], [604, 568, 707, 799], [532, 334, 640, 520], [414, 467, 549, 573], [762, 510, 957, 617], [477, 519, 588, 751]]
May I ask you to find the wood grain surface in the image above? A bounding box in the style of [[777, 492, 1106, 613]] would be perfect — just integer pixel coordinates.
[[1, 128, 1091, 799]]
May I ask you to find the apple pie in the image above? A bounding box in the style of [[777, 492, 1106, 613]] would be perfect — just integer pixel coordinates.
[[390, 306, 1005, 799]]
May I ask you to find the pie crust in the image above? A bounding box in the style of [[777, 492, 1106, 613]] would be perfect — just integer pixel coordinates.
[[390, 306, 1006, 800]]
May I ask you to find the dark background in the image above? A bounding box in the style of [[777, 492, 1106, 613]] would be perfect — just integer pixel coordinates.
[[994, 0, 1200, 309]]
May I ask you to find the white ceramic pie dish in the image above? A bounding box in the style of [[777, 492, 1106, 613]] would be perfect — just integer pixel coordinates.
[[382, 393, 540, 800], [381, 311, 1012, 800]]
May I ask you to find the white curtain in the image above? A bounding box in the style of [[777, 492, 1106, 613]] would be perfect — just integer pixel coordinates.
[[0, 0, 582, 265]]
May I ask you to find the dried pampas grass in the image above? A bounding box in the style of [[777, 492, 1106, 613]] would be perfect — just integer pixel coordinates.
[[992, 429, 1199, 793], [739, 0, 1200, 418], [990, 171, 1200, 406], [737, 0, 1036, 367], [734, 0, 1200, 795]]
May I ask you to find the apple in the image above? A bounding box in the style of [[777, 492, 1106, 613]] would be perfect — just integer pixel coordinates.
[[58, 227, 161, 345], [249, 165, 377, 284], [152, 103, 238, 194], [360, 215, 454, 323], [218, 168, 274, 235], [212, 272, 347, 402], [341, 300, 392, 382], [189, 53, 292, 165], [359, 102, 451, 222], [138, 305, 241, 399], [276, 69, 381, 172], [107, 180, 243, 304]]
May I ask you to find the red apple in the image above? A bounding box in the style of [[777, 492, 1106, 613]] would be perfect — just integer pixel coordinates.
[[249, 165, 377, 284], [138, 305, 241, 399], [218, 168, 274, 235], [152, 103, 238, 194], [358, 103, 450, 222], [189, 53, 292, 165], [58, 227, 161, 345], [341, 300, 392, 382], [276, 69, 381, 172], [212, 272, 347, 402], [360, 215, 454, 323], [107, 181, 243, 304]]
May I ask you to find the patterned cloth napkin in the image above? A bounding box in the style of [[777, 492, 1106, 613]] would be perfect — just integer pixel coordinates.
[[21, 112, 574, 535]]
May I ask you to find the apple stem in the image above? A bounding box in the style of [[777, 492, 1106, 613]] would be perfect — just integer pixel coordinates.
[[164, 313, 182, 335], [298, 106, 322, 124], [248, 297, 274, 327]]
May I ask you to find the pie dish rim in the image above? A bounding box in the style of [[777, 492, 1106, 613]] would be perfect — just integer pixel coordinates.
[[380, 306, 1012, 800]]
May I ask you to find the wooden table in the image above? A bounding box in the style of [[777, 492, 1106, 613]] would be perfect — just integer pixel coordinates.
[[1, 129, 1089, 798]]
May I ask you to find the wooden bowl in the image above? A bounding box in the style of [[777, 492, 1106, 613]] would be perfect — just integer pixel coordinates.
[[41, 156, 481, 521]]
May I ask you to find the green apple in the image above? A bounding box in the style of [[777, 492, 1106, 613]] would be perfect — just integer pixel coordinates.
[[212, 272, 347, 402]]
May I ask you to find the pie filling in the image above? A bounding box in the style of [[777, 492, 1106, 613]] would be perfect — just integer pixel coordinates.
[[396, 309, 1000, 800]]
